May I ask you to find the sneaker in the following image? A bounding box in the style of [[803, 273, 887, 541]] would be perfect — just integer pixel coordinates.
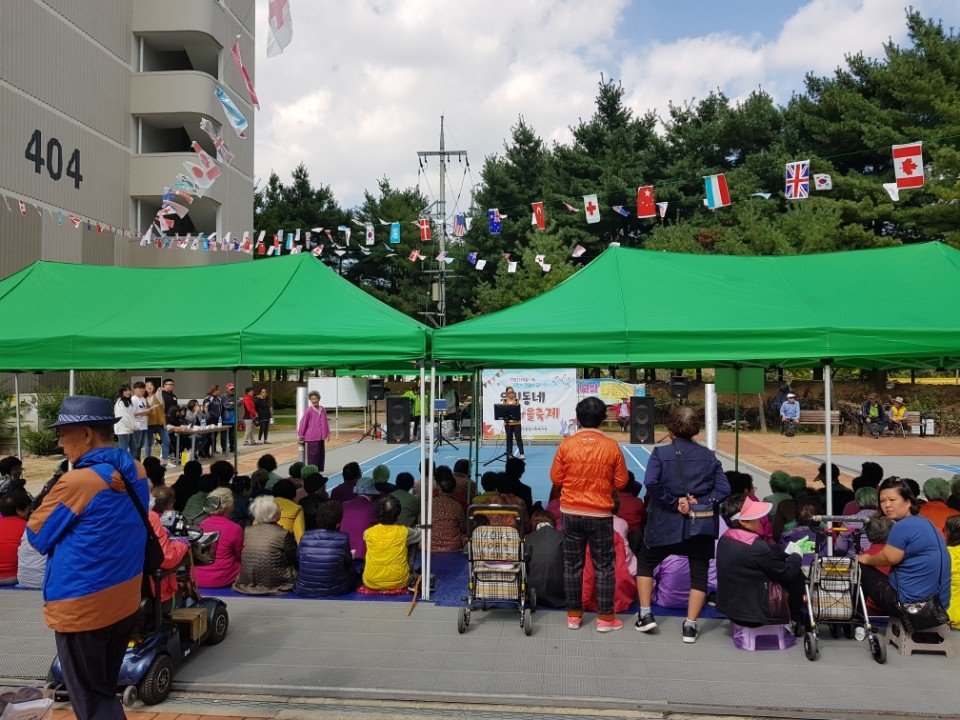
[[682, 623, 699, 644], [567, 615, 582, 630], [634, 612, 658, 633], [596, 617, 623, 633]]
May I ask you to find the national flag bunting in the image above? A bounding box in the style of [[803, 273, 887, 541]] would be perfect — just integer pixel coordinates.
[[612, 205, 630, 217], [656, 201, 668, 218], [18, 200, 27, 216], [452, 214, 466, 237], [785, 160, 810, 200], [703, 173, 731, 209], [562, 202, 577, 213], [507, 261, 518, 274], [637, 185, 656, 218], [892, 142, 924, 189], [231, 38, 260, 110], [571, 245, 586, 258], [467, 252, 478, 265], [487, 209, 501, 234], [267, 0, 293, 58], [813, 173, 832, 191], [475, 259, 487, 270], [417, 218, 431, 241], [215, 86, 248, 138], [531, 201, 546, 230], [199, 118, 235, 165], [389, 222, 401, 244], [365, 224, 375, 245], [583, 194, 600, 224]]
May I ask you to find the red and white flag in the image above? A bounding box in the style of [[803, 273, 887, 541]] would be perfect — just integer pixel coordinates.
[[636, 185, 656, 219], [571, 245, 586, 258], [562, 202, 577, 213], [267, 0, 293, 58], [69, 215, 83, 228], [417, 218, 431, 241], [231, 37, 260, 110], [18, 200, 27, 216], [892, 142, 924, 189], [408, 249, 422, 262], [583, 194, 600, 224], [531, 201, 546, 230]]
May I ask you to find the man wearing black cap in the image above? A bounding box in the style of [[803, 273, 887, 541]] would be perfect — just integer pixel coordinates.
[[27, 395, 149, 720]]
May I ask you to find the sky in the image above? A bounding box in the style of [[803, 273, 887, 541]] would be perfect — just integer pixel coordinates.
[[250, 0, 960, 212]]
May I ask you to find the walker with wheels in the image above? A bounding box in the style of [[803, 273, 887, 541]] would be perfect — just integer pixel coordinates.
[[801, 515, 886, 664]]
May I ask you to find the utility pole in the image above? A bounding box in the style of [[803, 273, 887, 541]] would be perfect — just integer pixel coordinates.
[[417, 116, 466, 328]]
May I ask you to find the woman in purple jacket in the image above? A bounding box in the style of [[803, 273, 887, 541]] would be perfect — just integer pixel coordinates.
[[298, 391, 331, 472]]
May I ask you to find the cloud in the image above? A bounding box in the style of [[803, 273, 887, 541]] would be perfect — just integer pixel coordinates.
[[252, 0, 957, 209]]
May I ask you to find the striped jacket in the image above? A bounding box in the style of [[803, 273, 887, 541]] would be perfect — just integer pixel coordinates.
[[28, 447, 148, 632]]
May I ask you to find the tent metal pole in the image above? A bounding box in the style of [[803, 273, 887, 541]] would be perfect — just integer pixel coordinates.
[[335, 376, 340, 440], [233, 369, 239, 471], [68, 370, 75, 471], [734, 368, 741, 471], [823, 360, 834, 554], [14, 372, 22, 459], [424, 361, 437, 600], [418, 361, 426, 596]]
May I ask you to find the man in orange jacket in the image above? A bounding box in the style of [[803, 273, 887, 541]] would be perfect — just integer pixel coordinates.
[[550, 396, 629, 632]]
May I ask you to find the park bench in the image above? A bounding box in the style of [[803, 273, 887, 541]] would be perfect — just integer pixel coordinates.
[[855, 409, 928, 437], [790, 409, 844, 435]]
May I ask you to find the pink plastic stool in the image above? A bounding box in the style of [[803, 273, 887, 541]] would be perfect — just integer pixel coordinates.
[[732, 623, 796, 651]]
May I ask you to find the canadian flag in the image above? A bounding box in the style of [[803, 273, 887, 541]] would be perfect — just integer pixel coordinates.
[[636, 185, 656, 219], [417, 218, 431, 241], [583, 194, 600, 224], [892, 142, 924, 190], [531, 201, 546, 230]]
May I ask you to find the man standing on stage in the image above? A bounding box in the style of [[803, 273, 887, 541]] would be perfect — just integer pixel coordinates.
[[28, 395, 149, 720]]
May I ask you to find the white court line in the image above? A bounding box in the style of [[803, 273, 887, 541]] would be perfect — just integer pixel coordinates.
[[620, 443, 648, 471], [324, 443, 423, 481]]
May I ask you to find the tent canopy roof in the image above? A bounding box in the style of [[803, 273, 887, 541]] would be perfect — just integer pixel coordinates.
[[432, 242, 960, 370], [0, 254, 429, 370]]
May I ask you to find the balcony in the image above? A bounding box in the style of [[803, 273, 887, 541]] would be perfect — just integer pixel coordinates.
[[133, 0, 239, 52], [130, 153, 227, 206], [131, 71, 220, 118]]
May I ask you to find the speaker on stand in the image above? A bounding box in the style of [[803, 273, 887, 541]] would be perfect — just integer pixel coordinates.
[[358, 380, 386, 442], [630, 396, 656, 445], [386, 396, 412, 444], [671, 375, 689, 403]]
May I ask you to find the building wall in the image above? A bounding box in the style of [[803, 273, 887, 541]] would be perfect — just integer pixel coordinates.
[[0, 0, 254, 279]]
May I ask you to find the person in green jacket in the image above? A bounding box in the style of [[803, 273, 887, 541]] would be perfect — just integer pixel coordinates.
[[402, 381, 429, 439]]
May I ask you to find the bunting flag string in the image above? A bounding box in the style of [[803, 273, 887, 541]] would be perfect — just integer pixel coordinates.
[[231, 37, 260, 110]]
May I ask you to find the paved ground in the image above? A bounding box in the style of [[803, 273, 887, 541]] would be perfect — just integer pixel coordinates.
[[1, 591, 958, 719]]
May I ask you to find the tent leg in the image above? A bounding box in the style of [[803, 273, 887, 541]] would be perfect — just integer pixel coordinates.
[[734, 369, 740, 472], [418, 361, 426, 599], [233, 369, 239, 471], [68, 370, 76, 470], [335, 376, 340, 440], [424, 361, 437, 601], [823, 361, 834, 553], [14, 373, 22, 459]]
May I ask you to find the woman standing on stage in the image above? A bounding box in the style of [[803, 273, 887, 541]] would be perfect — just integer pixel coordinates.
[[503, 386, 524, 460], [298, 391, 331, 472]]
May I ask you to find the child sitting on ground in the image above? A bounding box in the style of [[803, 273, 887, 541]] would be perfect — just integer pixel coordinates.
[[945, 516, 960, 629], [361, 495, 421, 594]]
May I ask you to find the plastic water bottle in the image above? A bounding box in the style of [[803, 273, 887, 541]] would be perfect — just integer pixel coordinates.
[[200, 417, 206, 428]]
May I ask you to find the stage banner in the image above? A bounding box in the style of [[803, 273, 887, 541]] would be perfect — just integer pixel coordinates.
[[481, 368, 577, 440], [577, 378, 645, 405]]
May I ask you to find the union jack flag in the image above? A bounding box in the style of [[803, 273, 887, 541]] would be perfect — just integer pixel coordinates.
[[785, 160, 810, 200]]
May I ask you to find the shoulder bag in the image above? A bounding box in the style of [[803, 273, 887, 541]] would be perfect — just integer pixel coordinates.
[[673, 441, 719, 539], [893, 525, 950, 633], [119, 473, 165, 598]]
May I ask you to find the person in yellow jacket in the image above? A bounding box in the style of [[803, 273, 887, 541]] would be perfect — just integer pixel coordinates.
[[946, 516, 960, 629], [888, 396, 908, 436], [362, 495, 421, 591], [270, 478, 305, 543]]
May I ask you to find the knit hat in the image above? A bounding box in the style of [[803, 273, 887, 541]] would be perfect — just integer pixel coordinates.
[[301, 464, 319, 480], [372, 464, 390, 483]]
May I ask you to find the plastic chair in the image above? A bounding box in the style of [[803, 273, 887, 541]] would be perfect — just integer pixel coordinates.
[[732, 623, 796, 651], [886, 618, 956, 658]]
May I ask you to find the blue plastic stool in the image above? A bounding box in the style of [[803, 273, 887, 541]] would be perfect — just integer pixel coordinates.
[[732, 622, 796, 651]]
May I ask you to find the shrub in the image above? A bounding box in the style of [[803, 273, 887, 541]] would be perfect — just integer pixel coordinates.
[[23, 427, 59, 455]]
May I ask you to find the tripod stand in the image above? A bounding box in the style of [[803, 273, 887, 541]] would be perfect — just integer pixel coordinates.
[[358, 398, 381, 443], [432, 412, 458, 451], [483, 403, 520, 466], [481, 433, 509, 466]]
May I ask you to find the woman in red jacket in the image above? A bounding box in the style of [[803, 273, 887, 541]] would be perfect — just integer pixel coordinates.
[[241, 387, 259, 446]]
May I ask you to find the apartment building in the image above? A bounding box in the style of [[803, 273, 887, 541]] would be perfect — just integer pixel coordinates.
[[0, 0, 255, 278]]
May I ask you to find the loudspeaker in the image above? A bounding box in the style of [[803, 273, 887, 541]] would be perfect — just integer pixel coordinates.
[[386, 397, 411, 444], [670, 375, 689, 400], [630, 396, 655, 445], [367, 379, 385, 401]]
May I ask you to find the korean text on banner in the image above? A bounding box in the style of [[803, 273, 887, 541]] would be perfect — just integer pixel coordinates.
[[481, 369, 578, 440], [577, 378, 646, 405]]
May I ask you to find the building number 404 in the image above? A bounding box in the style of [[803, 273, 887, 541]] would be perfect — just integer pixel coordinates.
[[24, 129, 83, 189]]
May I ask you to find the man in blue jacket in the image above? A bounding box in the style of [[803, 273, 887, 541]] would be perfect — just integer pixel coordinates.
[[28, 395, 148, 720]]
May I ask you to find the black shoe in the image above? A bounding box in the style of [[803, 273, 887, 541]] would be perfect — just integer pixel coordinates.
[[682, 623, 699, 644], [635, 612, 658, 633]]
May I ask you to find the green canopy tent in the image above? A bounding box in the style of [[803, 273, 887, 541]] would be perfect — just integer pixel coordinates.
[[432, 242, 960, 533], [432, 242, 960, 370], [0, 253, 429, 370]]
